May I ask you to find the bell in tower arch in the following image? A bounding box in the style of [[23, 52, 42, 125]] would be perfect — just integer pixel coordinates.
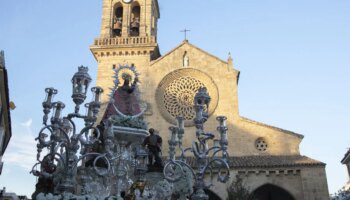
[[130, 3, 140, 36], [113, 3, 123, 37]]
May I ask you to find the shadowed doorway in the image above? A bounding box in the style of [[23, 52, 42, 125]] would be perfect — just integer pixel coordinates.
[[253, 184, 295, 200]]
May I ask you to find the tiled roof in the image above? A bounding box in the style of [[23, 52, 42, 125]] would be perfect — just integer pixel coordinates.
[[228, 155, 325, 168], [173, 155, 325, 169]]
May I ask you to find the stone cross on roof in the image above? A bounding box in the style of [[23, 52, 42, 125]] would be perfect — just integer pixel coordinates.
[[180, 29, 191, 41]]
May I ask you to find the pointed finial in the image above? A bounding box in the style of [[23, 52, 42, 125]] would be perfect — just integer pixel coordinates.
[[0, 50, 5, 68], [227, 52, 233, 69]]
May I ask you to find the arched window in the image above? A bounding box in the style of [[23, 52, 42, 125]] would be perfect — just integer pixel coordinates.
[[130, 2, 140, 36], [113, 3, 123, 37], [252, 184, 295, 200]]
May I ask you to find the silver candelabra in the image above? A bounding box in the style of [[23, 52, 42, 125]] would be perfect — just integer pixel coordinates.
[[31, 66, 111, 195], [163, 87, 231, 200]]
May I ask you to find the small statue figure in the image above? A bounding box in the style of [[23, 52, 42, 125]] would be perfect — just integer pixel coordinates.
[[113, 16, 122, 29], [101, 67, 148, 130], [142, 128, 163, 169], [183, 52, 189, 67]]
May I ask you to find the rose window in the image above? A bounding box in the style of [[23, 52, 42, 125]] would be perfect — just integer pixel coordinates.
[[163, 76, 205, 120], [156, 68, 218, 126], [255, 138, 268, 152]]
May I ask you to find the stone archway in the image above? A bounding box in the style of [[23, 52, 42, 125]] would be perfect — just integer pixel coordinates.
[[253, 184, 295, 200]]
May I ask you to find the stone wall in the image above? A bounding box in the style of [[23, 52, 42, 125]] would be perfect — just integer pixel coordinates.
[[92, 2, 329, 198], [148, 41, 302, 157], [300, 166, 329, 200], [206, 166, 328, 200]]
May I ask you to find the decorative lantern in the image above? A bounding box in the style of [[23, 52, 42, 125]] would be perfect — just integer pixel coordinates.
[[194, 87, 211, 110], [71, 66, 92, 113], [194, 87, 211, 124]]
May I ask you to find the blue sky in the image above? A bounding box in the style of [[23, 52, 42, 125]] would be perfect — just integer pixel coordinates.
[[1, 0, 350, 197]]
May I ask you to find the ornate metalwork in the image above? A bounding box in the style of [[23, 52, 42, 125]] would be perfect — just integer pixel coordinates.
[[31, 66, 109, 196], [31, 65, 230, 200], [71, 66, 92, 113], [163, 87, 231, 200], [31, 65, 151, 199]]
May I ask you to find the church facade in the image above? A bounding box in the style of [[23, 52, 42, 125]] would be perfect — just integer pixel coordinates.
[[90, 0, 329, 199]]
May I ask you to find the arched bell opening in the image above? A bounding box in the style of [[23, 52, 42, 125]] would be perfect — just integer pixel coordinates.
[[252, 184, 295, 200], [130, 2, 140, 36], [113, 3, 123, 37]]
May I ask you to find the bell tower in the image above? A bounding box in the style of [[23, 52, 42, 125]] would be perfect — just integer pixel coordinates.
[[99, 0, 160, 38], [90, 0, 160, 112]]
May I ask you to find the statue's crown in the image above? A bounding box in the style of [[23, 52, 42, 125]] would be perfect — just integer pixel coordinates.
[[78, 65, 89, 73]]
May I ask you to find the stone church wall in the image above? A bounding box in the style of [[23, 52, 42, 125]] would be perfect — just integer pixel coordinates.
[[148, 42, 302, 157], [207, 167, 328, 200], [300, 166, 329, 200], [92, 1, 329, 199]]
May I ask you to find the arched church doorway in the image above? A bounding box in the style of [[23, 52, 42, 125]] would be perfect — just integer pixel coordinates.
[[253, 184, 295, 200]]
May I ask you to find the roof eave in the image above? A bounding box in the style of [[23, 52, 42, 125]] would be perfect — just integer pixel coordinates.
[[341, 150, 350, 164]]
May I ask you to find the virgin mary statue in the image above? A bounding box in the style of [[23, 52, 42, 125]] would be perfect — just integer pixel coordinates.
[[103, 73, 142, 119]]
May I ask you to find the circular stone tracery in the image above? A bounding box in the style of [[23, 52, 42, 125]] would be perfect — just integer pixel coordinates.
[[255, 138, 268, 152], [164, 77, 205, 120], [156, 68, 219, 126]]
